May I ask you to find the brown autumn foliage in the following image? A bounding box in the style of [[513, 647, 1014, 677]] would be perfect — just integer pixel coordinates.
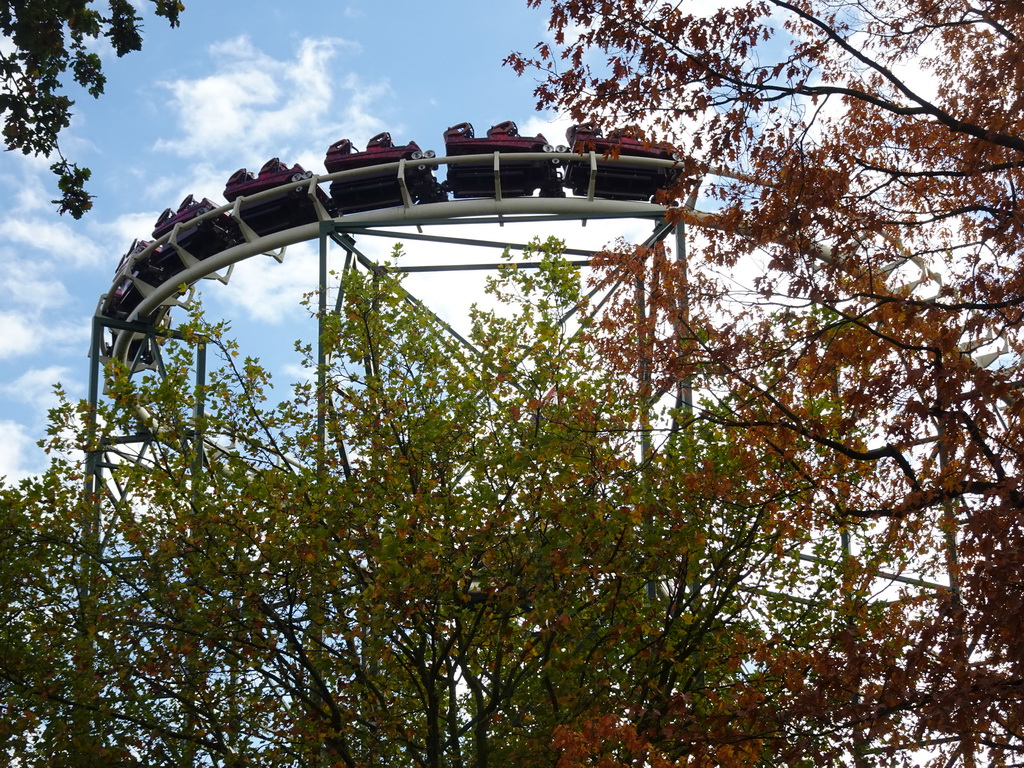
[[509, 1, 1024, 766]]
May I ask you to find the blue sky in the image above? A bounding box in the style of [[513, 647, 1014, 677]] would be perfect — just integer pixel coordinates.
[[0, 0, 666, 479]]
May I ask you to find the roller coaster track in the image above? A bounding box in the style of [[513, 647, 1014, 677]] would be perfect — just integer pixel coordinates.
[[88, 150, 704, 484], [100, 151, 687, 356], [90, 145, 971, 465]]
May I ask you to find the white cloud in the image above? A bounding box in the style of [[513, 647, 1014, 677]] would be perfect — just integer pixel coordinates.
[[0, 216, 105, 269], [281, 360, 316, 383], [0, 310, 88, 360], [101, 211, 166, 249], [335, 217, 655, 342], [0, 153, 59, 214], [0, 312, 40, 358], [137, 162, 236, 212], [0, 419, 45, 482], [154, 36, 385, 166], [210, 242, 319, 324], [520, 113, 575, 149], [0, 366, 74, 413], [0, 257, 74, 312]]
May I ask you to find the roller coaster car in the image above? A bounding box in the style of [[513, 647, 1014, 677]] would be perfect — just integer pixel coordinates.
[[223, 158, 328, 236], [563, 123, 678, 202], [325, 132, 447, 214], [152, 194, 243, 263], [102, 239, 165, 320], [442, 121, 565, 199]]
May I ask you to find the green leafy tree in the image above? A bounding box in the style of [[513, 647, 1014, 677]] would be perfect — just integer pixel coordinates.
[[0, 240, 954, 766], [0, 0, 184, 217]]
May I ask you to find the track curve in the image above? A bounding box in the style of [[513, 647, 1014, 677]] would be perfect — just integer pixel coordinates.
[[100, 151, 686, 362]]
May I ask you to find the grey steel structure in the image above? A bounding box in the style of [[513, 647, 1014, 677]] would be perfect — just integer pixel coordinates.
[[85, 148, 952, 586], [86, 150, 691, 505], [83, 149, 967, 762]]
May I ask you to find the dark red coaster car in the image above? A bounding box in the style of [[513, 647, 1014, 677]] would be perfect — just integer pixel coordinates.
[[564, 123, 678, 202], [152, 194, 243, 266], [102, 239, 167, 320], [325, 132, 446, 214], [443, 121, 565, 199], [101, 249, 165, 362], [223, 158, 329, 236]]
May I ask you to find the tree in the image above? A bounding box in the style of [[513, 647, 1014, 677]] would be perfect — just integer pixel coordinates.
[[0, 0, 184, 217], [0, 238, 935, 767], [508, 1, 1024, 765]]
